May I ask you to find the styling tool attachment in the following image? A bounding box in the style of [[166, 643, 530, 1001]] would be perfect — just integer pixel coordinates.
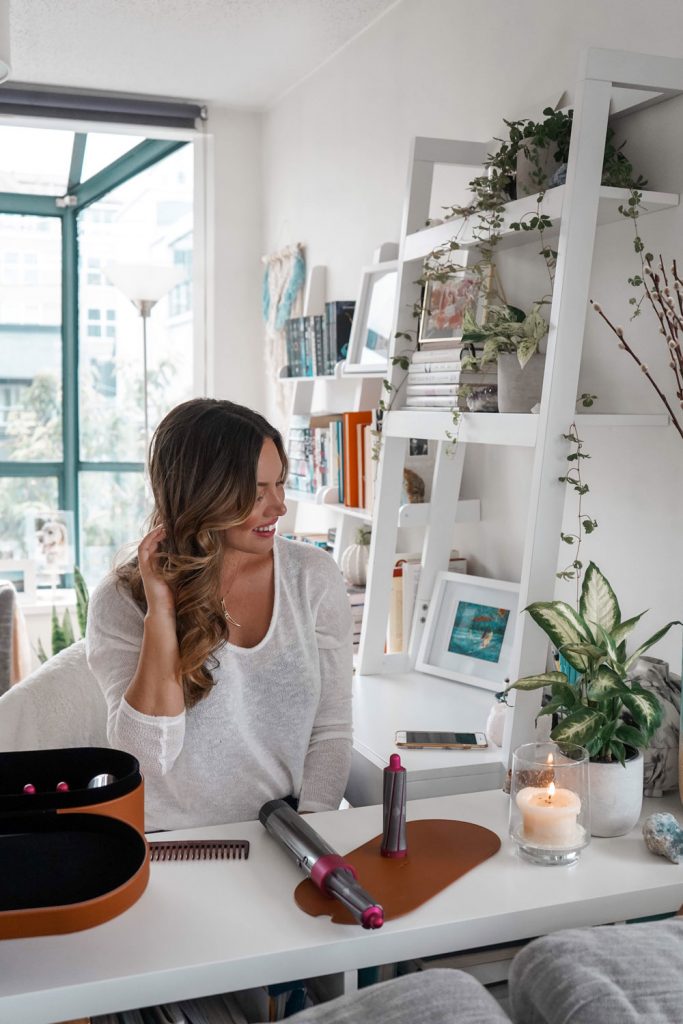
[[149, 839, 250, 862], [87, 773, 117, 788], [381, 753, 407, 858], [259, 798, 384, 929]]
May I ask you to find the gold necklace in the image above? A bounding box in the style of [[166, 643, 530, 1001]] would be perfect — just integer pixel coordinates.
[[220, 598, 241, 629], [220, 553, 243, 629]]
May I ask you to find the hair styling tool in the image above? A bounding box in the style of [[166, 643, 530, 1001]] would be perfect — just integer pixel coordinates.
[[149, 839, 250, 862], [259, 798, 384, 929], [381, 753, 407, 858]]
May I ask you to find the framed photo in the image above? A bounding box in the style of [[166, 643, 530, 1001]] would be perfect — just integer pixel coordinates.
[[344, 261, 399, 374], [416, 571, 520, 691], [418, 271, 481, 345], [26, 509, 75, 585]]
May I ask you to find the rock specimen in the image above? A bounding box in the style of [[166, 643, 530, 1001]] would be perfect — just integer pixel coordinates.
[[643, 812, 683, 863]]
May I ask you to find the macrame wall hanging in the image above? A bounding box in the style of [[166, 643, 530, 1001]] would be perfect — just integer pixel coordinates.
[[262, 243, 306, 414]]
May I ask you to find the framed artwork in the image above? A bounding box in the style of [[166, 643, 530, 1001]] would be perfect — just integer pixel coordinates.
[[416, 571, 520, 692], [0, 559, 37, 599], [344, 261, 399, 374], [418, 271, 481, 345], [26, 509, 75, 585]]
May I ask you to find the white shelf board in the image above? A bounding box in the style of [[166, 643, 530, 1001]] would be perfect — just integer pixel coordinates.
[[403, 185, 679, 262], [385, 411, 539, 445], [575, 413, 670, 428], [285, 493, 481, 526], [384, 411, 670, 445]]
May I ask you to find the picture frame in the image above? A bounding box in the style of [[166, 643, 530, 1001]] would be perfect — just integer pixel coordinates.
[[416, 571, 520, 692], [418, 270, 481, 346], [26, 509, 75, 586], [344, 260, 399, 374]]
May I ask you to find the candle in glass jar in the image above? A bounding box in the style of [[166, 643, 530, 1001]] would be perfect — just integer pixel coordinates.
[[516, 781, 581, 846]]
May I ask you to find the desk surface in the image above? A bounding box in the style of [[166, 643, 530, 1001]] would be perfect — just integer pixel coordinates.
[[1, 791, 682, 1024], [349, 673, 505, 805]]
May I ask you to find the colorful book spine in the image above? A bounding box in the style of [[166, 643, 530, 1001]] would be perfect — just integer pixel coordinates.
[[342, 410, 372, 508]]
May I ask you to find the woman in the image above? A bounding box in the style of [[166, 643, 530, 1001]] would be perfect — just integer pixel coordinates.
[[86, 398, 353, 832]]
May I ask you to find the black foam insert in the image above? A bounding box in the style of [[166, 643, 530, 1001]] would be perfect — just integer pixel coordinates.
[[0, 748, 141, 813], [0, 814, 146, 911]]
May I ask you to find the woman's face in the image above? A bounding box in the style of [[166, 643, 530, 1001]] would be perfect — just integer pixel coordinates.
[[223, 438, 287, 554]]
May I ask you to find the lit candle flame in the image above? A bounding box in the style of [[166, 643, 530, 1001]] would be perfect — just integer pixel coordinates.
[[547, 752, 554, 765], [548, 781, 556, 802]]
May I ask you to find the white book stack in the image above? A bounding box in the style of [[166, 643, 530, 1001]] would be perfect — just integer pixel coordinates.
[[347, 585, 365, 653], [405, 351, 496, 410]]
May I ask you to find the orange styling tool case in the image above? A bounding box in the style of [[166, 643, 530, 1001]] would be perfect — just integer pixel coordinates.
[[0, 747, 149, 939]]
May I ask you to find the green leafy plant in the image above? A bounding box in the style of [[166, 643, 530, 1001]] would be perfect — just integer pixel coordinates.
[[460, 303, 548, 369], [507, 562, 680, 763], [36, 566, 89, 663]]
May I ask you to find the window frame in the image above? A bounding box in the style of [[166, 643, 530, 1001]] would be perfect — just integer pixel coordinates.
[[0, 125, 202, 570]]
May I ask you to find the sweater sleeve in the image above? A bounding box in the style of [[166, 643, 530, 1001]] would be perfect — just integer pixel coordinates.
[[85, 574, 185, 777], [298, 559, 353, 813]]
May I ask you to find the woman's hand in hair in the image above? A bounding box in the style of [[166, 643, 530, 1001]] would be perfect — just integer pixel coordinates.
[[138, 525, 176, 620]]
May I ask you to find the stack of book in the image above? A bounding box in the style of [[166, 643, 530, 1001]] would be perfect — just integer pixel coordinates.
[[405, 350, 497, 410], [387, 550, 467, 653], [286, 410, 379, 511], [286, 424, 326, 493], [284, 301, 355, 377], [347, 585, 365, 654]]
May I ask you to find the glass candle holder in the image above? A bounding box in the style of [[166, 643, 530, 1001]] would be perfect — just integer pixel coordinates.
[[509, 741, 590, 866]]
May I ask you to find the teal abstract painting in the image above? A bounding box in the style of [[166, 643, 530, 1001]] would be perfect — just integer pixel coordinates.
[[448, 601, 510, 663]]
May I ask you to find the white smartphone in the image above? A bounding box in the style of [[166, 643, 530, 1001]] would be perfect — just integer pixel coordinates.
[[395, 730, 488, 750]]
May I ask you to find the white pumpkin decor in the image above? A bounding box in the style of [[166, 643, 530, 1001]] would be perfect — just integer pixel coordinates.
[[340, 528, 371, 587]]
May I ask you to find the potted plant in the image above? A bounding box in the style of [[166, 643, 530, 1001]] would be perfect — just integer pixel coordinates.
[[507, 562, 680, 836], [461, 303, 548, 412], [487, 108, 646, 198]]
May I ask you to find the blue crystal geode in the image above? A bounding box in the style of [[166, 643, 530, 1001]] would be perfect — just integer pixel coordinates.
[[642, 812, 683, 863]]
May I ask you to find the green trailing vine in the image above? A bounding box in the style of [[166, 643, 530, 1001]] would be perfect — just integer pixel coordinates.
[[556, 420, 598, 606]]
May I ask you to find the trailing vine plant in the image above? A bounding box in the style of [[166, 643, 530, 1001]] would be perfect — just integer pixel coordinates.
[[556, 420, 598, 607]]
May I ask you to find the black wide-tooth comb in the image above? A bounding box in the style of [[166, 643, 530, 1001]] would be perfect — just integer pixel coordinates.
[[149, 839, 250, 861]]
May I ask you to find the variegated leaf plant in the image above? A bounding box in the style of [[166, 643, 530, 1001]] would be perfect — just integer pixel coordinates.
[[507, 562, 681, 764]]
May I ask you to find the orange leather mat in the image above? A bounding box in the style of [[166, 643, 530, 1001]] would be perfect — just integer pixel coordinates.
[[294, 818, 500, 925]]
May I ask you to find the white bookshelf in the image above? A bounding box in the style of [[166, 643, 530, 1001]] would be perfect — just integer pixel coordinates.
[[403, 185, 679, 262], [349, 49, 681, 803]]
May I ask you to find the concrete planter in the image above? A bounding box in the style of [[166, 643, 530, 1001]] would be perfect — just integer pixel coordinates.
[[516, 146, 563, 196], [497, 352, 545, 413], [589, 751, 644, 837]]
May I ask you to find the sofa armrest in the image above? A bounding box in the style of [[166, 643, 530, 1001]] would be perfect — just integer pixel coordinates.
[[509, 918, 683, 1024]]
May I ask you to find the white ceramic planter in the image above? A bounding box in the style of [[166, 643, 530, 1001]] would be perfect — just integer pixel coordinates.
[[497, 352, 546, 413], [588, 751, 644, 837]]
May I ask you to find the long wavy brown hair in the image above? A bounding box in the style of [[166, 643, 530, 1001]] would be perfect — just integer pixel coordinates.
[[117, 398, 287, 708]]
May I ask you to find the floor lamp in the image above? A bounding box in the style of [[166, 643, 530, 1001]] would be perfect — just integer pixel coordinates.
[[105, 263, 185, 459]]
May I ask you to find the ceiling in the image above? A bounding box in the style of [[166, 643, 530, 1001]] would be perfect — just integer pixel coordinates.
[[7, 0, 398, 110]]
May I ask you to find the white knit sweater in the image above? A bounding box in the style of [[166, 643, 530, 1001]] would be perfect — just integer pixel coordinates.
[[85, 537, 353, 831]]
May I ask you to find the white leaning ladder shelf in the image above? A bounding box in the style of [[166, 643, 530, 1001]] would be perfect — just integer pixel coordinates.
[[357, 47, 679, 777]]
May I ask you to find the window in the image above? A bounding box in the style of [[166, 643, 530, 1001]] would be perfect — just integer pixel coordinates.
[[0, 124, 196, 588]]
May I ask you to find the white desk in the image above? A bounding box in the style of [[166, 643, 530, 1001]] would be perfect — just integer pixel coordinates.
[[349, 671, 505, 805], [1, 792, 681, 1024]]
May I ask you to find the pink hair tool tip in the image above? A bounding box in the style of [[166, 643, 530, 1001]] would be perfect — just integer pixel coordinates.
[[55, 781, 70, 793], [23, 783, 36, 795]]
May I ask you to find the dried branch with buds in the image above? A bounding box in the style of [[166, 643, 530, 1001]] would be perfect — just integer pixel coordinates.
[[590, 254, 683, 442]]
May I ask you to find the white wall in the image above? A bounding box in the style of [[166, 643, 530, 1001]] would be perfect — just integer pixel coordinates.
[[206, 106, 266, 414], [258, 0, 683, 668]]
